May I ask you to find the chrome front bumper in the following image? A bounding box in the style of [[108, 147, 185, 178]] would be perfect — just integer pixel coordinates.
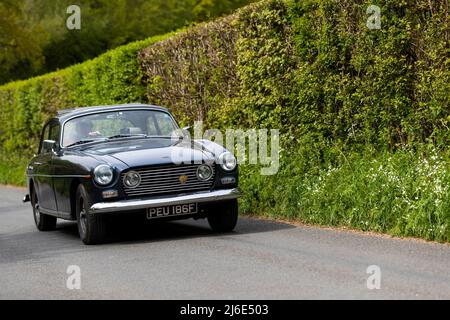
[[89, 188, 241, 214]]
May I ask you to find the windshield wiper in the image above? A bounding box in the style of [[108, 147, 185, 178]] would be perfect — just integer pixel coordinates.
[[146, 135, 180, 139], [65, 134, 159, 148], [105, 134, 185, 142], [107, 134, 148, 140], [65, 139, 103, 148]]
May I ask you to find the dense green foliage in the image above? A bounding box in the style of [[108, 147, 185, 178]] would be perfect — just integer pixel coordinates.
[[0, 0, 254, 84], [0, 33, 173, 153], [240, 146, 450, 242], [0, 0, 448, 241], [0, 0, 44, 83]]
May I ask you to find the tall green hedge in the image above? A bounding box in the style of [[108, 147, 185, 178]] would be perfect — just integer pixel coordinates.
[[0, 33, 172, 153], [0, 0, 449, 240], [1, 0, 448, 154]]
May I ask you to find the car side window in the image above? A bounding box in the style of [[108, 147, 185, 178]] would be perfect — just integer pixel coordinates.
[[38, 124, 51, 154], [49, 123, 61, 145]]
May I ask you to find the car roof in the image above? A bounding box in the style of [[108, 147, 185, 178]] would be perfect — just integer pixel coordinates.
[[56, 103, 170, 122]]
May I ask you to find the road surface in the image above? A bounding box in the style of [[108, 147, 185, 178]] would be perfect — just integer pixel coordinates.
[[0, 186, 449, 299]]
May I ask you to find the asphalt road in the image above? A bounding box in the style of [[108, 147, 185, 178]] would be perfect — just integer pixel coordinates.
[[1, 186, 449, 299]]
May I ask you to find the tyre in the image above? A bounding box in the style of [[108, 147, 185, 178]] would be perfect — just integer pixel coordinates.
[[207, 199, 238, 232], [76, 184, 107, 245], [31, 186, 57, 231]]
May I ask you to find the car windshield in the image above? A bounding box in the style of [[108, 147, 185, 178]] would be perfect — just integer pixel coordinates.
[[62, 109, 178, 147]]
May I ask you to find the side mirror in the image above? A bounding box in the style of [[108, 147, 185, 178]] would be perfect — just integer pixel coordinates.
[[42, 140, 57, 154], [171, 126, 191, 141], [180, 126, 191, 138]]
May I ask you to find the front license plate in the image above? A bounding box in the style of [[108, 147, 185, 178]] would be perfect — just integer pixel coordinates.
[[146, 203, 198, 219]]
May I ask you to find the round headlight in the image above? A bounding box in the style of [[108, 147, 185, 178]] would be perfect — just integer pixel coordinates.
[[94, 165, 114, 186], [123, 171, 141, 188], [197, 164, 213, 181], [218, 152, 237, 171]]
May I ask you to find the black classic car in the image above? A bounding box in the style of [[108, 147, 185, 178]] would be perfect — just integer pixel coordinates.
[[23, 104, 240, 244]]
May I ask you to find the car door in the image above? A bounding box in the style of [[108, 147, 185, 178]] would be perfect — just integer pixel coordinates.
[[50, 121, 72, 216], [31, 122, 57, 212]]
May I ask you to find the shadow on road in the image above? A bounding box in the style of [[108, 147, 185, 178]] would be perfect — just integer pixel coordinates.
[[56, 215, 296, 245], [0, 215, 296, 264]]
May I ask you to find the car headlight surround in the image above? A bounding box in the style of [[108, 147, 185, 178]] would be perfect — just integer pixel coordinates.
[[197, 164, 213, 181], [123, 171, 141, 188], [93, 164, 114, 186], [218, 152, 237, 171]]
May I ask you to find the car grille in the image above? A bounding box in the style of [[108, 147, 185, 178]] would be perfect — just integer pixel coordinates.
[[121, 164, 215, 198]]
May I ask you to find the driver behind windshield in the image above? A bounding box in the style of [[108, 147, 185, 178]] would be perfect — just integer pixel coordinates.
[[64, 119, 102, 146]]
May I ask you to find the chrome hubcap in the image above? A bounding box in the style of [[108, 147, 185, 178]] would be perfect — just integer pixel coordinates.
[[79, 208, 87, 236], [33, 194, 40, 225]]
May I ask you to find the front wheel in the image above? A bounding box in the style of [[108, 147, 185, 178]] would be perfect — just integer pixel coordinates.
[[76, 184, 107, 245], [31, 186, 57, 231], [207, 199, 238, 232]]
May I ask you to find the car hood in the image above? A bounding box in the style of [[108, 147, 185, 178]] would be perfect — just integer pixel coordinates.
[[80, 138, 221, 168]]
